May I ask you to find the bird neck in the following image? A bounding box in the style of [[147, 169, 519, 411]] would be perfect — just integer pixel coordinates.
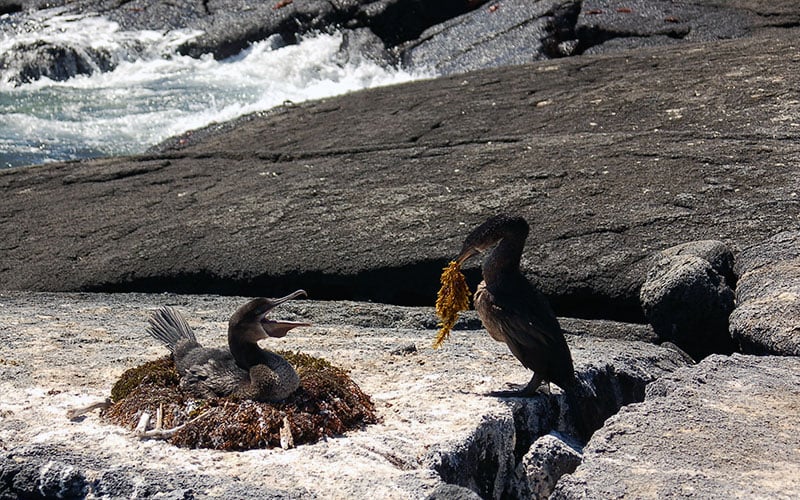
[[228, 329, 266, 370], [482, 233, 526, 286]]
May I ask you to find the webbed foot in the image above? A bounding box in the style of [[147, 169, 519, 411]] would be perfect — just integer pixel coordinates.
[[487, 385, 549, 398], [487, 374, 549, 398]]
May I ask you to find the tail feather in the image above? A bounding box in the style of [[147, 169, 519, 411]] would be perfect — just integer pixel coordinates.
[[146, 306, 197, 353]]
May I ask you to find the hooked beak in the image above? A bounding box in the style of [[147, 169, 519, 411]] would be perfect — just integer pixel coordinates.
[[456, 246, 480, 265], [261, 289, 311, 338], [270, 289, 307, 306]]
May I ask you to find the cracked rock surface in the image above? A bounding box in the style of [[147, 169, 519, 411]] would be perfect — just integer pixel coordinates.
[[730, 230, 800, 356], [552, 354, 800, 499], [0, 292, 687, 498]]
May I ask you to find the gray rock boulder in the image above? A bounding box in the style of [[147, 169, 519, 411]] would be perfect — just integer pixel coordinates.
[[518, 432, 583, 499], [426, 484, 483, 500], [659, 239, 736, 288], [729, 231, 800, 356], [399, 0, 800, 75], [0, 40, 117, 85], [0, 0, 22, 15], [400, 0, 570, 74], [4, 0, 800, 86], [552, 354, 800, 499], [640, 242, 736, 359], [0, 0, 483, 84]]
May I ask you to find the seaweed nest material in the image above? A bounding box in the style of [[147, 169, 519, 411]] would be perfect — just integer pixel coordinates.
[[433, 260, 471, 349], [103, 352, 377, 451]]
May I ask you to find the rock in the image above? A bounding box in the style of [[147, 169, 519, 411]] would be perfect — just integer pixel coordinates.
[[561, 317, 657, 344], [0, 291, 690, 498], [338, 27, 394, 67], [640, 253, 735, 359], [0, 0, 482, 73], [518, 432, 582, 499], [426, 484, 483, 500], [398, 0, 800, 74], [659, 239, 736, 288], [573, 0, 755, 55], [0, 0, 22, 15], [0, 40, 116, 85], [173, 0, 342, 60], [729, 230, 800, 356], [552, 354, 800, 499], [2, 30, 800, 323], [3, 0, 800, 86], [399, 0, 563, 75]]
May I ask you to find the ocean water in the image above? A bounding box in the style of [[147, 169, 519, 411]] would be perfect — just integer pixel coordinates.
[[0, 11, 427, 169]]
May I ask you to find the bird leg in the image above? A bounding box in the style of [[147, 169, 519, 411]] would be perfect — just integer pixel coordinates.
[[489, 373, 548, 397]]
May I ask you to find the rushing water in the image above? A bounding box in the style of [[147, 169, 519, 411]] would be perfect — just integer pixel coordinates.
[[0, 11, 427, 169]]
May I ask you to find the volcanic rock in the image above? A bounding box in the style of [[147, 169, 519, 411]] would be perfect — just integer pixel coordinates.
[[0, 291, 689, 498], [640, 250, 736, 359], [552, 354, 800, 498], [729, 230, 800, 356]]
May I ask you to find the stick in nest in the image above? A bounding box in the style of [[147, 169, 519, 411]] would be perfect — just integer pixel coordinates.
[[134, 409, 212, 440], [433, 260, 471, 349]]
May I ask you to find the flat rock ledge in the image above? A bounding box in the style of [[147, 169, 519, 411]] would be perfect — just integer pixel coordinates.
[[553, 354, 800, 499], [0, 292, 687, 498]]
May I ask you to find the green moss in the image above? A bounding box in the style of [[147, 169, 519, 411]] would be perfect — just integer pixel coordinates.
[[103, 351, 377, 451]]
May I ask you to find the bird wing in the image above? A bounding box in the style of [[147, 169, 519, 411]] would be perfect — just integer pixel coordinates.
[[482, 278, 574, 386], [180, 348, 246, 397]]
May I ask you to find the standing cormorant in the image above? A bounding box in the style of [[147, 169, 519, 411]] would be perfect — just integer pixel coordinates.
[[147, 290, 310, 402], [456, 215, 576, 395]]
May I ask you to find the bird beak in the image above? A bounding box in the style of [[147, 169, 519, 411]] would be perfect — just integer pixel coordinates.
[[456, 246, 480, 265], [263, 319, 311, 338], [261, 289, 311, 338], [270, 289, 307, 306]]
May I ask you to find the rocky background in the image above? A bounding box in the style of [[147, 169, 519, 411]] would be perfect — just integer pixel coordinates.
[[1, 0, 799, 498]]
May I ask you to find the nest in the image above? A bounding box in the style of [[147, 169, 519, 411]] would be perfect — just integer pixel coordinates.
[[433, 260, 472, 349], [103, 352, 377, 451]]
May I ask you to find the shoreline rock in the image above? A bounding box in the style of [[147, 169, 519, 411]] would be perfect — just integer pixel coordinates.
[[0, 291, 688, 498], [730, 230, 800, 356], [553, 354, 800, 499], [2, 1, 799, 86], [2, 29, 800, 323]]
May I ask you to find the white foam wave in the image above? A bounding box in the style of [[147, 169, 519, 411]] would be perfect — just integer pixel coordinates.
[[0, 12, 431, 168], [0, 10, 199, 74]]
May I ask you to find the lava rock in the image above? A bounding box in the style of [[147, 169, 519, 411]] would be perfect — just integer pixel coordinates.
[[640, 253, 736, 359], [0, 291, 691, 499], [518, 432, 582, 499], [729, 230, 800, 356], [3, 0, 799, 86], [552, 354, 800, 499], [659, 239, 736, 288], [426, 483, 483, 500], [338, 27, 394, 67], [397, 0, 799, 74], [399, 0, 562, 75], [0, 40, 116, 85], [0, 1, 22, 15]]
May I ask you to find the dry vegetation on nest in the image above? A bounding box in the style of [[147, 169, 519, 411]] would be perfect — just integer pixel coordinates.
[[103, 352, 377, 451]]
